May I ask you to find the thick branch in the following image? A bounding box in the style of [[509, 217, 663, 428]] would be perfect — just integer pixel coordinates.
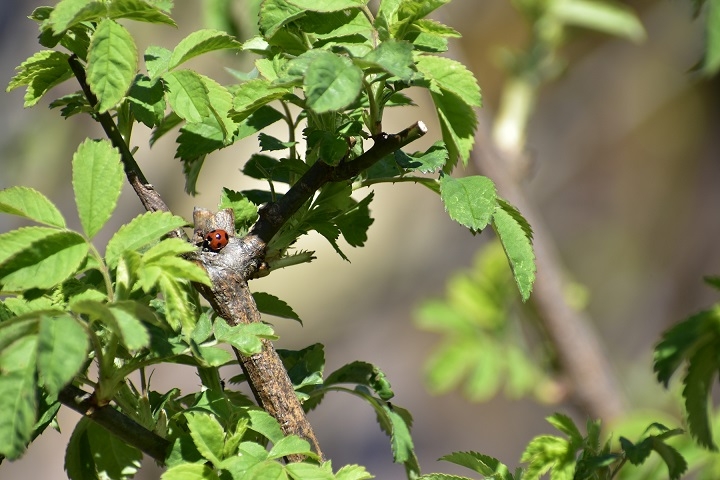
[[471, 115, 626, 421], [58, 385, 170, 461]]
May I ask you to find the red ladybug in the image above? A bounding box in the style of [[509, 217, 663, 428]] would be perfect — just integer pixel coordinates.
[[203, 229, 229, 252]]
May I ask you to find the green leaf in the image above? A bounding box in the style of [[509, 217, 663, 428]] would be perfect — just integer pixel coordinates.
[[521, 434, 573, 480], [360, 39, 414, 81], [161, 463, 220, 480], [145, 45, 173, 79], [258, 0, 306, 39], [219, 188, 259, 233], [48, 0, 107, 33], [37, 315, 88, 397], [683, 342, 719, 450], [440, 175, 497, 231], [547, 413, 583, 445], [395, 142, 448, 173], [268, 435, 312, 459], [168, 29, 242, 70], [440, 451, 512, 477], [432, 90, 478, 169], [416, 55, 481, 107], [0, 340, 37, 459], [186, 412, 225, 465], [86, 420, 142, 479], [550, 0, 646, 43], [384, 404, 419, 473], [128, 74, 167, 127], [230, 79, 290, 123], [65, 418, 95, 479], [326, 361, 394, 401], [285, 462, 334, 479], [87, 19, 138, 113], [6, 50, 73, 108], [247, 409, 284, 444], [253, 292, 301, 322], [304, 51, 363, 113], [287, 0, 367, 12], [214, 320, 276, 356], [108, 303, 151, 351], [0, 231, 88, 291], [335, 464, 375, 480], [650, 438, 688, 480], [72, 139, 124, 239], [277, 344, 325, 390], [163, 69, 211, 122], [156, 276, 196, 334], [107, 0, 177, 26], [0, 186, 66, 228], [492, 199, 535, 302], [105, 211, 188, 268], [336, 192, 374, 248]]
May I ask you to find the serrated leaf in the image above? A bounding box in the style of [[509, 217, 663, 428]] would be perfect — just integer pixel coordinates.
[[48, 0, 107, 33], [219, 188, 259, 232], [0, 364, 37, 460], [326, 361, 394, 400], [258, 0, 306, 39], [247, 409, 284, 444], [440, 175, 497, 231], [335, 464, 375, 480], [493, 199, 535, 302], [416, 56, 481, 107], [108, 304, 151, 351], [0, 231, 88, 291], [161, 463, 220, 480], [157, 275, 196, 333], [683, 342, 719, 450], [383, 404, 419, 473], [287, 0, 367, 12], [395, 142, 448, 173], [252, 292, 301, 322], [286, 462, 334, 479], [6, 50, 73, 107], [105, 211, 188, 268], [230, 79, 290, 123], [432, 90, 477, 169], [650, 438, 688, 480], [547, 413, 583, 445], [86, 417, 142, 479], [128, 74, 167, 127], [214, 320, 275, 356], [72, 139, 124, 239], [550, 0, 646, 43], [145, 45, 172, 79], [268, 435, 312, 459], [360, 39, 414, 80], [440, 451, 512, 477], [0, 186, 65, 228], [107, 0, 177, 26], [87, 19, 138, 113], [521, 434, 574, 480], [277, 344, 325, 390], [186, 412, 224, 465], [304, 51, 363, 113], [37, 315, 88, 397], [168, 29, 242, 70], [164, 69, 211, 122]]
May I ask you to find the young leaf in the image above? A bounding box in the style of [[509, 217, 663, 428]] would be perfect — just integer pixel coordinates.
[[416, 56, 481, 107], [335, 464, 374, 480], [145, 45, 172, 79], [163, 69, 211, 122], [161, 463, 220, 480], [72, 139, 124, 239], [683, 342, 719, 450], [0, 186, 66, 228], [48, 0, 107, 34], [439, 451, 513, 478], [87, 19, 138, 113], [6, 50, 73, 107], [0, 231, 88, 291], [439, 175, 497, 232], [360, 39, 415, 81], [0, 338, 38, 460], [186, 412, 225, 465], [168, 29, 242, 70], [547, 413, 583, 445], [252, 292, 301, 322], [521, 434, 573, 480], [85, 420, 142, 479], [107, 0, 177, 26], [285, 462, 335, 479], [105, 211, 188, 268], [325, 361, 395, 401], [37, 315, 88, 397], [219, 189, 259, 232], [267, 435, 312, 460], [214, 320, 275, 356], [383, 404, 420, 474], [286, 0, 368, 12], [492, 199, 535, 302], [108, 303, 151, 351], [258, 0, 306, 39], [304, 51, 363, 113]]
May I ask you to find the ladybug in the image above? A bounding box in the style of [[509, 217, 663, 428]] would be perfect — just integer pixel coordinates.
[[203, 229, 229, 252]]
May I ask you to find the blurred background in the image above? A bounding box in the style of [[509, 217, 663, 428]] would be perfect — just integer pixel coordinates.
[[1, 0, 719, 478]]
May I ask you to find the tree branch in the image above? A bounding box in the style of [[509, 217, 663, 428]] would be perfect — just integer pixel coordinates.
[[58, 385, 170, 461]]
